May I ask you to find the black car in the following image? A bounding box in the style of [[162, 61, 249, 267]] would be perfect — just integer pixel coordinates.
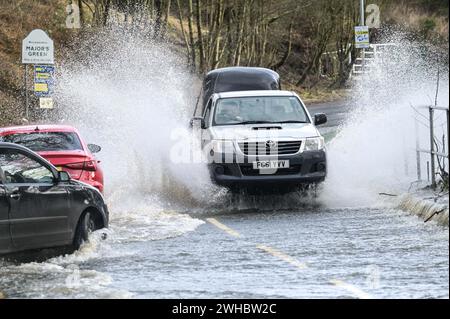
[[0, 142, 108, 255]]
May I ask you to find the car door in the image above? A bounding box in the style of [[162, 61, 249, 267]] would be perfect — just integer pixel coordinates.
[[0, 148, 71, 251], [0, 168, 11, 254]]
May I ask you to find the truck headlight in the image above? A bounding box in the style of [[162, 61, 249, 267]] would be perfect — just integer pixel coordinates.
[[304, 137, 324, 151], [211, 140, 235, 154]]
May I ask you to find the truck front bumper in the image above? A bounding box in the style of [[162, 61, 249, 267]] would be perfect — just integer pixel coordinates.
[[209, 150, 326, 187]]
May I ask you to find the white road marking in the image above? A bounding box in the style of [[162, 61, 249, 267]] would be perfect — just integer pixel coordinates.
[[329, 279, 373, 299], [206, 218, 241, 238], [256, 244, 308, 270], [207, 217, 374, 299]]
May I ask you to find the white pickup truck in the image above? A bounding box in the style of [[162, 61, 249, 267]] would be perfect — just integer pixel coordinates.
[[191, 67, 327, 191]]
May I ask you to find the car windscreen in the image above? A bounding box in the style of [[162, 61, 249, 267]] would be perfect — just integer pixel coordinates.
[[213, 96, 310, 126], [0, 132, 83, 152]]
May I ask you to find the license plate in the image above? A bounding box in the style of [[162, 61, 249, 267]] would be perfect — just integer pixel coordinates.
[[253, 160, 290, 170]]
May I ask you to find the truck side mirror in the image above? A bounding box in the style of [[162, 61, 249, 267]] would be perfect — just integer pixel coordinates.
[[190, 117, 206, 129], [314, 113, 327, 126]]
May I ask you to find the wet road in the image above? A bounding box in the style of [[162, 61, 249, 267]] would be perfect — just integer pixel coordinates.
[[0, 102, 448, 299], [308, 100, 351, 128], [0, 205, 447, 299]]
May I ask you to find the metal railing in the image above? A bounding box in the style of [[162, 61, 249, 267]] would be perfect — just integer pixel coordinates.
[[352, 43, 398, 75], [414, 105, 449, 188]]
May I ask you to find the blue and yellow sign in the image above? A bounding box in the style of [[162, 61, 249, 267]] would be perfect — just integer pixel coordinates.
[[34, 65, 54, 96], [354, 26, 370, 49]]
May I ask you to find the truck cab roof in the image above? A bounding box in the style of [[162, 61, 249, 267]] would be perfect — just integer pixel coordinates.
[[214, 90, 296, 99], [201, 67, 281, 114]]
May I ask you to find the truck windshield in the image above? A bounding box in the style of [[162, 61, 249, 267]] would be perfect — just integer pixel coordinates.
[[213, 96, 310, 126], [0, 132, 83, 152]]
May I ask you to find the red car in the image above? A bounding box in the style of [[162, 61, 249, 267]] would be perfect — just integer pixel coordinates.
[[0, 125, 104, 193]]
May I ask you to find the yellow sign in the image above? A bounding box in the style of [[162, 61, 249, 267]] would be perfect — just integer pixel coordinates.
[[35, 73, 51, 80], [34, 82, 48, 93]]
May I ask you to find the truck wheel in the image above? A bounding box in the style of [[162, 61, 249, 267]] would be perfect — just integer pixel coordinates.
[[73, 211, 96, 250]]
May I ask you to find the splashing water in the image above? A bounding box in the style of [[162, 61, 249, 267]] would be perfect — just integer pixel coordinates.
[[0, 231, 134, 298], [54, 28, 448, 214], [53, 27, 214, 243], [53, 26, 320, 217], [56, 28, 216, 202], [320, 36, 449, 208]]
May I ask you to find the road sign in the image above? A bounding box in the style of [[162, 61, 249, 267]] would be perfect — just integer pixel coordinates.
[[22, 29, 54, 64], [39, 97, 54, 109], [355, 26, 370, 49], [34, 83, 49, 94], [34, 65, 54, 97], [34, 65, 54, 81]]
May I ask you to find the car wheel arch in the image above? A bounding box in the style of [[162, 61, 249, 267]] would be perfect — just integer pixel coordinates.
[[72, 206, 105, 249], [79, 206, 105, 230]]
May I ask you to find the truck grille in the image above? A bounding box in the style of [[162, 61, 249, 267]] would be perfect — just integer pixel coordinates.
[[240, 164, 302, 176], [238, 141, 302, 155]]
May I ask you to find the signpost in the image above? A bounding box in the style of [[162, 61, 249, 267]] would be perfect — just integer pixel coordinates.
[[356, 0, 368, 74], [22, 29, 54, 118]]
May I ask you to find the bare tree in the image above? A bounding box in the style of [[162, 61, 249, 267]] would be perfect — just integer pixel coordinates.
[[195, 0, 206, 73], [187, 0, 197, 70], [176, 0, 191, 64], [332, 0, 358, 87]]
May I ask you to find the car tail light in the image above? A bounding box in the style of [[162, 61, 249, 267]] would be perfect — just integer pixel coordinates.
[[83, 160, 97, 171], [64, 160, 97, 171], [64, 162, 84, 170]]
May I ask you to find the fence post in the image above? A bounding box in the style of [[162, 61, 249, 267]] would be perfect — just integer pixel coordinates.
[[415, 117, 421, 181], [447, 108, 449, 159], [429, 106, 436, 188]]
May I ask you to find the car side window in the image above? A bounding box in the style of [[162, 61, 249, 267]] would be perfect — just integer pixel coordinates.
[[0, 150, 54, 184], [203, 99, 213, 128]]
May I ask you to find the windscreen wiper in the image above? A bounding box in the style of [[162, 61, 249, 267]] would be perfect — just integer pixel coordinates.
[[232, 121, 274, 125], [271, 120, 309, 124]]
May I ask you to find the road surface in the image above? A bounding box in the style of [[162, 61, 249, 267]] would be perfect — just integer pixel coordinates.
[[0, 101, 448, 299]]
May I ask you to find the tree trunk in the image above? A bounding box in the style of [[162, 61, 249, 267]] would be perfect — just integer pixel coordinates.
[[102, 0, 111, 26], [211, 0, 223, 69], [225, 6, 234, 65], [176, 0, 191, 65], [149, 0, 154, 20], [234, 1, 247, 66], [161, 0, 172, 38], [195, 0, 205, 73], [187, 0, 197, 70], [153, 0, 163, 37], [271, 23, 293, 71], [78, 0, 84, 28]]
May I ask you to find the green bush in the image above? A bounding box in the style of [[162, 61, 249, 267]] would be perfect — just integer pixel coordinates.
[[421, 18, 437, 37]]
